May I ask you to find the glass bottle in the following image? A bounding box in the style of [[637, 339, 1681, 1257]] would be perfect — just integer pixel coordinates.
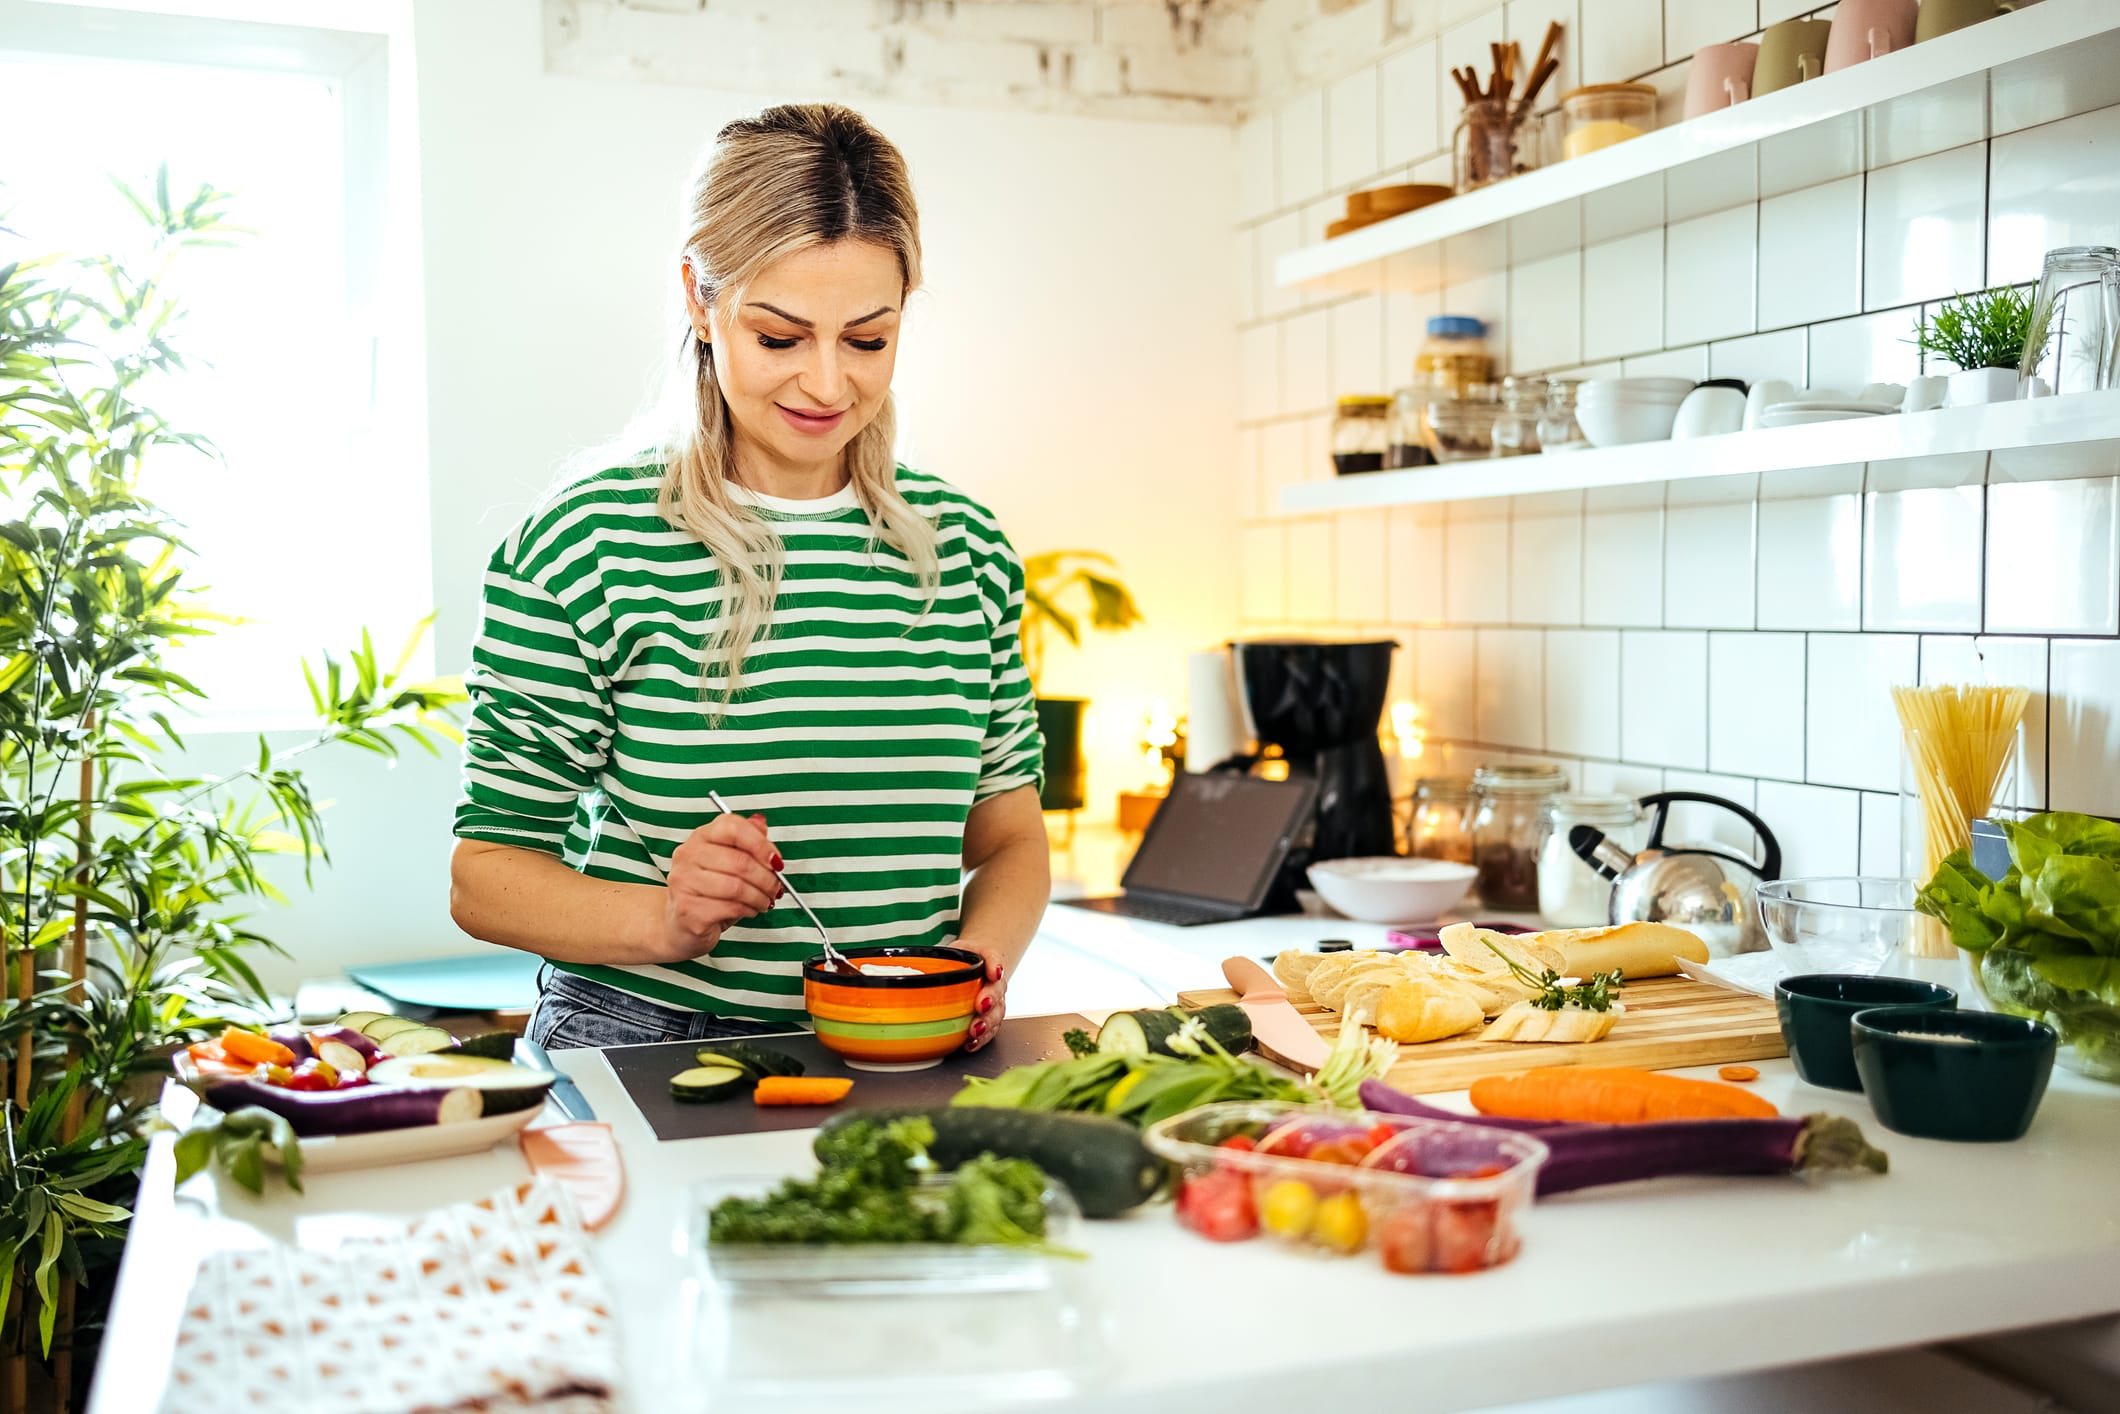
[[1493, 376, 1546, 457], [1469, 764, 1569, 910], [1415, 316, 1494, 397], [1537, 378, 1586, 452], [1330, 395, 1392, 476], [1387, 385, 1437, 469]]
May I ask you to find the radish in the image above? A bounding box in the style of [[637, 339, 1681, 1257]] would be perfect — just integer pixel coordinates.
[[203, 1079, 482, 1136], [1356, 1079, 1888, 1196], [306, 1026, 378, 1075]]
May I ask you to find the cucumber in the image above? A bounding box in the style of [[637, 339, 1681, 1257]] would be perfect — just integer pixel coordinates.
[[670, 1066, 751, 1102], [694, 1041, 804, 1081], [361, 1016, 424, 1043], [818, 1107, 1164, 1218], [1097, 1005, 1253, 1058], [334, 1010, 389, 1034], [455, 1031, 518, 1061]]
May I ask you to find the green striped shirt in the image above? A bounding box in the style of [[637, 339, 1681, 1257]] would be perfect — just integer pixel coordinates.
[[452, 459, 1045, 1021]]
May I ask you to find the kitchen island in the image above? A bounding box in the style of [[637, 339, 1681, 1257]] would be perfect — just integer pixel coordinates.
[[93, 903, 2120, 1412]]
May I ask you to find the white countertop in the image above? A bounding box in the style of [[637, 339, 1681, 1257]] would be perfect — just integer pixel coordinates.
[[93, 906, 2120, 1413]]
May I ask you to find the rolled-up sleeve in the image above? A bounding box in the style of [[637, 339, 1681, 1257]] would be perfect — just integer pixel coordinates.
[[452, 535, 613, 855], [975, 544, 1045, 803]]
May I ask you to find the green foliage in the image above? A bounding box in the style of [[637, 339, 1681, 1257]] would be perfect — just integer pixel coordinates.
[[1910, 285, 2048, 372], [1018, 549, 1143, 692], [1, 166, 465, 1358]]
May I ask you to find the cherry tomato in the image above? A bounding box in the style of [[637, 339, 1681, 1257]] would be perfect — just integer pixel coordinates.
[[1433, 1199, 1502, 1274], [1367, 1123, 1399, 1151], [1258, 1179, 1318, 1241], [1308, 1136, 1373, 1167], [1376, 1204, 1433, 1274], [1312, 1191, 1368, 1254], [1217, 1134, 1258, 1154], [1179, 1169, 1258, 1242]]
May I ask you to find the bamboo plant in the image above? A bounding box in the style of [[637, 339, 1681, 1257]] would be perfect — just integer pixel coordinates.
[[0, 170, 465, 1406]]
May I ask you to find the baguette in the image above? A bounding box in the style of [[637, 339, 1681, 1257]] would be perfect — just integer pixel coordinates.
[[1487, 1000, 1620, 1043], [1546, 922, 1708, 980], [1374, 979, 1486, 1044]]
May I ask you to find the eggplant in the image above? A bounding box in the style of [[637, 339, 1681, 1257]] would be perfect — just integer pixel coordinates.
[[203, 1078, 483, 1136], [1355, 1079, 1888, 1196]]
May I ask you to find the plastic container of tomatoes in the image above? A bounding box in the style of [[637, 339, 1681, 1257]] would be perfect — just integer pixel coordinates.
[[1142, 1101, 1548, 1275]]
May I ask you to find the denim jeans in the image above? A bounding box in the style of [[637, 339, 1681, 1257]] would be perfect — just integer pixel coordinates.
[[527, 968, 789, 1050]]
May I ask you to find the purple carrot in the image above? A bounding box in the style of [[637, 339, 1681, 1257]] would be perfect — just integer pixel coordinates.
[[1358, 1078, 1888, 1196]]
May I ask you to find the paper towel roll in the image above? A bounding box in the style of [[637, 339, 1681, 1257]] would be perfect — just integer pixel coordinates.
[[1184, 649, 1247, 771]]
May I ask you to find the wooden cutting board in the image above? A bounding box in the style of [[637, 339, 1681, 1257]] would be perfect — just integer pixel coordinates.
[[1176, 977, 1786, 1095]]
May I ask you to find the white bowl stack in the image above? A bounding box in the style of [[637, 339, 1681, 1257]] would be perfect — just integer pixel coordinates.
[[1575, 377, 1695, 447]]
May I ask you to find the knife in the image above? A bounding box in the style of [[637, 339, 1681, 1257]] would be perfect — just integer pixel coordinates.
[[516, 1036, 597, 1122], [1221, 956, 1331, 1075]]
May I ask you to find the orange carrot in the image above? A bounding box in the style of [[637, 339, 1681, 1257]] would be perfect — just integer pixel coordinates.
[[220, 1028, 296, 1067], [1469, 1067, 1778, 1123], [1718, 1065, 1761, 1083], [753, 1076, 854, 1106]]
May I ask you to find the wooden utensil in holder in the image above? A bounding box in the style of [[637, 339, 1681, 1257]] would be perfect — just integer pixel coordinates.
[[1452, 23, 1564, 192]]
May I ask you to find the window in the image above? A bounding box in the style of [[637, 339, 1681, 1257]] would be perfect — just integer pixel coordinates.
[[1, 2, 426, 726]]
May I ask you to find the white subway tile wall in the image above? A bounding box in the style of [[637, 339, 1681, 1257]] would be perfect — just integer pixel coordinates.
[[1235, 0, 2120, 856]]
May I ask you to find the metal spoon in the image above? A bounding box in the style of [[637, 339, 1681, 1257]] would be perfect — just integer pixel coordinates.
[[705, 790, 862, 976]]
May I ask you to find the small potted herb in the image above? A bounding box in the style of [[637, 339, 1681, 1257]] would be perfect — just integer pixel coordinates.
[[1911, 285, 2049, 407]]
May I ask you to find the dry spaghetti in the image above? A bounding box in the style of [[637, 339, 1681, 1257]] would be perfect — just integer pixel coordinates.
[[1893, 683, 2030, 958]]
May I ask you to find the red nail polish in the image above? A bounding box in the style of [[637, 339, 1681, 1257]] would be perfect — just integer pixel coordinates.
[[992, 964, 1005, 981], [771, 852, 784, 870], [971, 1020, 985, 1036], [978, 995, 995, 1014]]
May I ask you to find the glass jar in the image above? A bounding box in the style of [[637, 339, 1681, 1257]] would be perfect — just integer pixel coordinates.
[[1416, 316, 1494, 398], [1469, 764, 1569, 910], [1493, 376, 1546, 457], [1387, 385, 1437, 469], [1452, 97, 1541, 192], [1406, 776, 1474, 863], [1560, 83, 1657, 161], [1423, 383, 1499, 462], [1331, 395, 1392, 476], [1537, 378, 1586, 452], [1537, 794, 1644, 927]]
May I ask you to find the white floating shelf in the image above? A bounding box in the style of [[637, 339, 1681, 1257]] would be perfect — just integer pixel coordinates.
[[1275, 0, 2120, 295], [1278, 391, 2120, 514]]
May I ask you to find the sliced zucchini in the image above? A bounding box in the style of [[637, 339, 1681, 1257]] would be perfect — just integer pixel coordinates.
[[694, 1041, 804, 1080], [380, 1025, 456, 1056], [1096, 1009, 1185, 1057], [334, 1010, 389, 1034], [670, 1066, 751, 1103], [361, 1016, 424, 1042], [367, 1054, 557, 1115], [453, 1031, 518, 1061]]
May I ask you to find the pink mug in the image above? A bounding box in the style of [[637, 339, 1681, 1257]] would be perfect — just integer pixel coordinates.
[[1825, 0, 1917, 72], [1684, 42, 1759, 119]]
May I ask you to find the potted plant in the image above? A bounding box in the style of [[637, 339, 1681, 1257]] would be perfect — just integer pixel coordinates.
[[0, 171, 464, 1403], [1912, 285, 2049, 407], [1019, 551, 1142, 814]]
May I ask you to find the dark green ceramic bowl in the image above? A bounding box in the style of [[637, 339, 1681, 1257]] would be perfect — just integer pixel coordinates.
[[1774, 974, 1957, 1091], [1851, 1006, 2057, 1142]]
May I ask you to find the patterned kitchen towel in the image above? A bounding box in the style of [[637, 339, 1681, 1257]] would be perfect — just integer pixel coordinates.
[[161, 1177, 621, 1413]]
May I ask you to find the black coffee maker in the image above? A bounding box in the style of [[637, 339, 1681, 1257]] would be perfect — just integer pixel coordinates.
[[1222, 638, 1398, 912]]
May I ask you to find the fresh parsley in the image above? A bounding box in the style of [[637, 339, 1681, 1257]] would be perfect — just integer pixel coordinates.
[[1483, 938, 1625, 1013]]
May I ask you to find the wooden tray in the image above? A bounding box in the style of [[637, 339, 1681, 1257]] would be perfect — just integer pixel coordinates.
[[1176, 977, 1786, 1095]]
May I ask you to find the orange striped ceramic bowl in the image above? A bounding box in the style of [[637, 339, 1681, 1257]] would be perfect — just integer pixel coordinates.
[[803, 946, 986, 1071]]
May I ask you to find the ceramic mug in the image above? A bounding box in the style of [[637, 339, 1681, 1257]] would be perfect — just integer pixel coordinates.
[[1825, 0, 1917, 72], [1684, 43, 1759, 119], [1916, 0, 2021, 43], [1754, 18, 1832, 96]]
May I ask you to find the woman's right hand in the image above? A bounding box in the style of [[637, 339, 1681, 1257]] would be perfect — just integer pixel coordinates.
[[651, 811, 783, 962]]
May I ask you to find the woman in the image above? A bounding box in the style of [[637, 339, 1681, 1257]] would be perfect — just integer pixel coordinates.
[[449, 104, 1049, 1051]]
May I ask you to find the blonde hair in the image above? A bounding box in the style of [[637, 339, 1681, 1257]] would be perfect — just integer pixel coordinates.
[[660, 103, 938, 708]]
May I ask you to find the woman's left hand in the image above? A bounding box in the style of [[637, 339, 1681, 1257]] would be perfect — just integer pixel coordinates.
[[961, 944, 1008, 1051]]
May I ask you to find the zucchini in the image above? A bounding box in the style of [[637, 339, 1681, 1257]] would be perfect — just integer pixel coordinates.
[[695, 1041, 804, 1081], [670, 1066, 751, 1103], [334, 1010, 389, 1034], [380, 1025, 456, 1056], [454, 1031, 518, 1061], [818, 1107, 1163, 1218], [361, 1016, 424, 1043], [1097, 1005, 1252, 1058]]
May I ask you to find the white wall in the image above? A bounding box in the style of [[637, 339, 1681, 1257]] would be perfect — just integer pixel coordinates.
[[230, 0, 1238, 988]]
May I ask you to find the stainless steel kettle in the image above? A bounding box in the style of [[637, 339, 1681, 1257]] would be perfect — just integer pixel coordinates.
[[1569, 792, 1782, 957]]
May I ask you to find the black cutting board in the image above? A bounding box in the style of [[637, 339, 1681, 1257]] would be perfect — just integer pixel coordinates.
[[600, 1012, 1092, 1141]]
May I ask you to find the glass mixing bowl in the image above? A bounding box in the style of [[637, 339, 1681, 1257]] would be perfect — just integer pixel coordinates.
[[1757, 877, 1922, 975]]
